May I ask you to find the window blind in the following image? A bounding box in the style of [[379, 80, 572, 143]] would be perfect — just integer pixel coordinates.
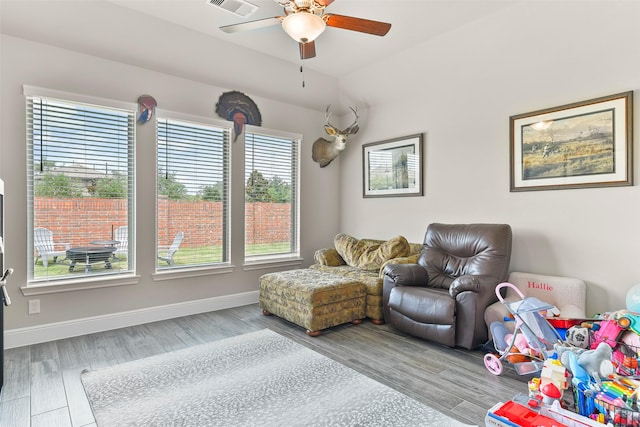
[[244, 130, 299, 260], [156, 117, 230, 269], [26, 95, 135, 282]]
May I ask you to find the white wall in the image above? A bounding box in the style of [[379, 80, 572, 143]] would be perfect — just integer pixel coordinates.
[[0, 34, 343, 336], [337, 1, 640, 316]]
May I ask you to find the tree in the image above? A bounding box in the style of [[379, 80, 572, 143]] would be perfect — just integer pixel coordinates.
[[199, 182, 224, 201], [245, 170, 271, 202], [35, 173, 83, 197], [94, 173, 127, 198], [158, 171, 188, 199], [267, 176, 291, 203]]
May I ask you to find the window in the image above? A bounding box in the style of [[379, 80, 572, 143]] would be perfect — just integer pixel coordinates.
[[156, 116, 230, 270], [26, 87, 135, 284], [244, 129, 300, 262]]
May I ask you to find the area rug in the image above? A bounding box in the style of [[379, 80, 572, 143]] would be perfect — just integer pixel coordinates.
[[81, 329, 472, 426]]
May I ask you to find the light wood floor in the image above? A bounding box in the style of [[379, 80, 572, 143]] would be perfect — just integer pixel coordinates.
[[0, 303, 529, 426]]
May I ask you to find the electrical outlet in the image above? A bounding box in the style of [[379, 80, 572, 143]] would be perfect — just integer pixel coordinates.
[[28, 299, 40, 315]]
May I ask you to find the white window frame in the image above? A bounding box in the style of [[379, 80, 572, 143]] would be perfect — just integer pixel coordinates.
[[22, 86, 139, 295], [153, 110, 233, 280], [243, 125, 302, 269]]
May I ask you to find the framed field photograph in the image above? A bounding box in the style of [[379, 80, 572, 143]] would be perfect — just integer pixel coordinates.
[[363, 133, 423, 198], [510, 91, 633, 192]]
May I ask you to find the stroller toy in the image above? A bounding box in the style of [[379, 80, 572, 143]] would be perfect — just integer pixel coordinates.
[[484, 282, 563, 376]]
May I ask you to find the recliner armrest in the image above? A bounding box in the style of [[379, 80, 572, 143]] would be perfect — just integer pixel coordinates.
[[383, 263, 428, 286], [378, 253, 420, 278], [449, 274, 500, 298]]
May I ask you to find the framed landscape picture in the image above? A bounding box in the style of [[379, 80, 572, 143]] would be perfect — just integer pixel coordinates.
[[363, 133, 423, 198], [510, 91, 633, 191]]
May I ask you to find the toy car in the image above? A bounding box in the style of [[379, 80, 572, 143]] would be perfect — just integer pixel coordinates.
[[617, 312, 640, 335]]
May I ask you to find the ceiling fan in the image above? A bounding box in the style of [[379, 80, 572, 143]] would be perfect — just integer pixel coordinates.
[[220, 0, 392, 59]]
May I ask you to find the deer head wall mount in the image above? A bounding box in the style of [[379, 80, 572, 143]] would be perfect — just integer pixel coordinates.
[[312, 105, 359, 168]]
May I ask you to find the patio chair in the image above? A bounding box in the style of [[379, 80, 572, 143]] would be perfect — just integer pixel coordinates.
[[114, 226, 128, 258], [34, 227, 70, 267], [158, 232, 184, 266]]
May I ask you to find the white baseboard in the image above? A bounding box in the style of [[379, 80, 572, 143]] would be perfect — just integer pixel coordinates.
[[4, 290, 260, 349]]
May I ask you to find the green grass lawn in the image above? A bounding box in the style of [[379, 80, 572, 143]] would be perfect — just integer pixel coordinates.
[[34, 243, 291, 278]]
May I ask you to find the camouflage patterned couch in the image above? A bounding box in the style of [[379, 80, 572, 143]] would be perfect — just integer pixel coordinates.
[[310, 234, 422, 324]]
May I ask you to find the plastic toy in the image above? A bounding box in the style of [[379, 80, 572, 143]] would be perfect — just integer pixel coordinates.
[[617, 311, 640, 336], [540, 382, 561, 405], [540, 400, 606, 427], [546, 318, 585, 341], [539, 359, 569, 394], [484, 283, 563, 376], [590, 318, 625, 349], [528, 377, 541, 397], [486, 400, 571, 427]]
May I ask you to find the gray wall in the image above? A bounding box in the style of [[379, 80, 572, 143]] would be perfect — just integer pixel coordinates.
[[337, 1, 640, 316], [1, 1, 639, 341], [0, 34, 343, 335]]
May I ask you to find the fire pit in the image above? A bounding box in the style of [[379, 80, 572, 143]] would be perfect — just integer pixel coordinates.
[[66, 247, 117, 273]]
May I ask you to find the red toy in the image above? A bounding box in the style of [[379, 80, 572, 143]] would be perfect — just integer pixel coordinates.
[[486, 400, 568, 427], [590, 319, 625, 349]]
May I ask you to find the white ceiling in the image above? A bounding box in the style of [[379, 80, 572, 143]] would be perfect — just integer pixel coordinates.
[[1, 0, 515, 79]]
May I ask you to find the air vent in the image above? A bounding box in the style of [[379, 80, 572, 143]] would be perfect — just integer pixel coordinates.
[[206, 0, 259, 18]]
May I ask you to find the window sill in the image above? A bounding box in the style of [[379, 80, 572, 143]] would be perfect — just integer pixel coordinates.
[[152, 264, 235, 282], [21, 274, 141, 296], [242, 257, 304, 271]]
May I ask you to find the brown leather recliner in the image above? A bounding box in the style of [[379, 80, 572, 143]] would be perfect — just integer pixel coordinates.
[[382, 223, 512, 350]]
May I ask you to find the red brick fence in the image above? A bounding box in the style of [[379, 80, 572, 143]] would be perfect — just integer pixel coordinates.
[[35, 197, 292, 247]]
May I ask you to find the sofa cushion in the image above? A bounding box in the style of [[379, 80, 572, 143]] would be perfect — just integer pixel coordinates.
[[309, 264, 381, 295], [314, 248, 345, 266], [334, 234, 410, 271]]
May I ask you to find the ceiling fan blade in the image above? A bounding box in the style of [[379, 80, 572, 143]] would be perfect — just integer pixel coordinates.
[[299, 41, 316, 59], [324, 14, 391, 36], [220, 17, 282, 34]]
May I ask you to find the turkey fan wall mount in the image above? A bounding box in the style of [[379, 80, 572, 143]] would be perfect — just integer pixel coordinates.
[[220, 0, 391, 60]]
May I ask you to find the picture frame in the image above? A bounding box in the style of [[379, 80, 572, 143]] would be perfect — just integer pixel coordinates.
[[510, 91, 633, 192], [363, 133, 423, 198]]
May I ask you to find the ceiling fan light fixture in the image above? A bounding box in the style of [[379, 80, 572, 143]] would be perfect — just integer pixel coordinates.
[[281, 12, 326, 43]]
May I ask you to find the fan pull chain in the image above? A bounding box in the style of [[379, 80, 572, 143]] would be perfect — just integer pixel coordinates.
[[300, 64, 305, 88]]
